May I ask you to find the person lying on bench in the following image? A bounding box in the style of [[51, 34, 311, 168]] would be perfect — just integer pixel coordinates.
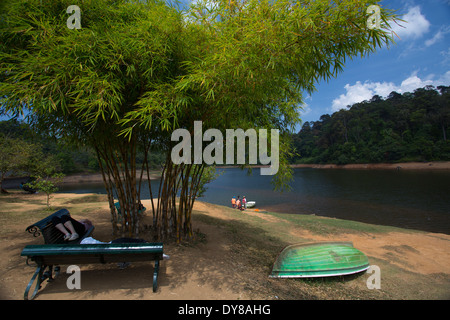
[[80, 236, 170, 264], [52, 214, 93, 241]]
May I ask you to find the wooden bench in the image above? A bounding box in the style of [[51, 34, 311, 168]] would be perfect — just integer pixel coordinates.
[[21, 242, 164, 300], [25, 208, 94, 244], [23, 209, 164, 299]]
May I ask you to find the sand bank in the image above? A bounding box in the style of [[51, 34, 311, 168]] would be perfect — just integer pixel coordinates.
[[61, 169, 161, 184], [291, 161, 450, 170]]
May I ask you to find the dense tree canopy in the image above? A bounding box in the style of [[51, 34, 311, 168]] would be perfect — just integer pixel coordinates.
[[291, 85, 450, 164]]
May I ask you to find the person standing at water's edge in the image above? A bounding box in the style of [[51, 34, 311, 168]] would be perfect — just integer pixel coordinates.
[[231, 196, 236, 208]]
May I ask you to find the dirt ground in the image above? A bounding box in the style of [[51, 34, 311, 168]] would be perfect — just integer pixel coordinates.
[[0, 192, 449, 300]]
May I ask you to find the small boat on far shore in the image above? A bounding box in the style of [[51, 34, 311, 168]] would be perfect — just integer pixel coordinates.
[[246, 201, 256, 208]]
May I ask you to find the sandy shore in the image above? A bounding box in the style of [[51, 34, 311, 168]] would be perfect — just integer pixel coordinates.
[[61, 169, 162, 184], [290, 161, 450, 170]]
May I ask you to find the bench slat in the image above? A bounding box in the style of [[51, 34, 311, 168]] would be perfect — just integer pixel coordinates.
[[21, 243, 163, 256], [27, 253, 162, 266], [25, 209, 94, 244]]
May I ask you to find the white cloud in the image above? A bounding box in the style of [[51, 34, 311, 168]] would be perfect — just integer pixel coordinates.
[[331, 81, 396, 111], [441, 48, 450, 65], [331, 71, 450, 112], [391, 6, 430, 39], [299, 104, 311, 117], [425, 25, 450, 47]]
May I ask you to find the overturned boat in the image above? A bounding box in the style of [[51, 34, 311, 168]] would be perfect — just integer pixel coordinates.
[[269, 242, 370, 278]]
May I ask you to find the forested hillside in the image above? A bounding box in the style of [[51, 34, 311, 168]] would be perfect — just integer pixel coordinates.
[[291, 85, 450, 164]]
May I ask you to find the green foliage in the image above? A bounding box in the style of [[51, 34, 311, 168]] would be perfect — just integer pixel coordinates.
[[0, 134, 34, 192], [196, 166, 222, 198], [292, 85, 450, 164], [26, 173, 65, 208], [0, 119, 67, 200], [0, 119, 98, 175]]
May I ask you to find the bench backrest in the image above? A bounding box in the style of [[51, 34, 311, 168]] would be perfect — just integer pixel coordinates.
[[25, 209, 94, 244], [114, 202, 146, 217]]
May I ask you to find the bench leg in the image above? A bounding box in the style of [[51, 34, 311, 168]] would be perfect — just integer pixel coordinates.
[[153, 260, 160, 292], [43, 265, 60, 282], [24, 264, 44, 300], [24, 264, 59, 300]]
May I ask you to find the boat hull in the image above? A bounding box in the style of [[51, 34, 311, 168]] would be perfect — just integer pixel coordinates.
[[246, 201, 255, 208], [270, 242, 370, 278]]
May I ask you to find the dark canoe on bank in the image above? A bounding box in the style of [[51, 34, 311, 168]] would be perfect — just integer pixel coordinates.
[[269, 242, 370, 278]]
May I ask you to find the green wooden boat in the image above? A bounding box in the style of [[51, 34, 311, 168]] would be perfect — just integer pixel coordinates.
[[269, 242, 370, 278]]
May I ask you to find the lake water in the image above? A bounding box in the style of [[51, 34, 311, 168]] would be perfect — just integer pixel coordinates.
[[60, 167, 450, 234]]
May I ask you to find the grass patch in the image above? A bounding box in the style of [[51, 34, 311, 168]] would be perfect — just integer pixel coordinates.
[[64, 194, 108, 204], [267, 211, 407, 236], [0, 194, 46, 206]]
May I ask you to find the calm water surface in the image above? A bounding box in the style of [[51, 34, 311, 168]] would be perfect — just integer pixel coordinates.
[[60, 168, 450, 234]]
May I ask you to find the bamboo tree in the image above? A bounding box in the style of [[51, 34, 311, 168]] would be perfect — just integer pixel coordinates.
[[1, 0, 186, 238]]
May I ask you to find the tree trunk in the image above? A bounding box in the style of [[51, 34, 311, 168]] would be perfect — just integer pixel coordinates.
[[442, 123, 447, 141]]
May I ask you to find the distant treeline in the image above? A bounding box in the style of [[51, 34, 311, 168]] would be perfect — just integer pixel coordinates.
[[291, 85, 450, 164], [0, 119, 165, 175]]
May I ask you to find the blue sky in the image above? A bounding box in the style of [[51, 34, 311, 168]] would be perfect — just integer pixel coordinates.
[[297, 0, 450, 127]]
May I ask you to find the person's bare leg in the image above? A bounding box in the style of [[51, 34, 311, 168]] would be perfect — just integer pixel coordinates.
[[55, 223, 72, 240], [63, 221, 77, 234], [64, 221, 79, 240], [54, 223, 70, 236]]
